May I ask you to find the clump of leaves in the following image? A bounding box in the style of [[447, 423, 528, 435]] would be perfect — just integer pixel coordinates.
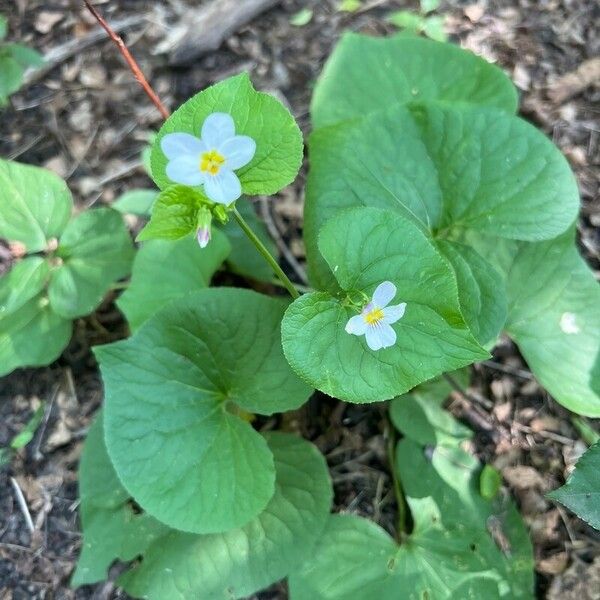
[[388, 0, 448, 42], [0, 15, 44, 106], [0, 159, 134, 375]]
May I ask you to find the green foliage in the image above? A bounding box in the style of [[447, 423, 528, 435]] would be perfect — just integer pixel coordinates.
[[291, 388, 534, 599], [74, 414, 332, 597], [480, 465, 503, 501], [548, 441, 600, 531], [282, 207, 488, 402], [504, 231, 600, 417], [118, 229, 230, 330], [0, 402, 45, 466], [290, 8, 313, 26], [0, 159, 134, 375], [96, 288, 312, 533], [112, 188, 158, 216], [305, 103, 578, 288], [310, 33, 518, 129], [150, 73, 303, 197], [0, 17, 44, 105]]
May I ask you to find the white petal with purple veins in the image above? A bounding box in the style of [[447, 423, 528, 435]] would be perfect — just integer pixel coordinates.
[[372, 281, 397, 308], [220, 136, 256, 169], [383, 303, 407, 324], [161, 133, 206, 160], [201, 112, 235, 148], [378, 323, 397, 348], [204, 169, 242, 205], [345, 315, 368, 335], [365, 327, 384, 351], [166, 156, 205, 186]]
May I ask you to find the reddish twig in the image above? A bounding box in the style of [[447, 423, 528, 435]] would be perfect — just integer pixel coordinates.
[[83, 0, 170, 120]]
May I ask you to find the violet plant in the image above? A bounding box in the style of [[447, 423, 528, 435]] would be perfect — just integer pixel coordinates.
[[1, 28, 599, 599]]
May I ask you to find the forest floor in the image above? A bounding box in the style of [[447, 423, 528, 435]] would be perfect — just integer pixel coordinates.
[[0, 0, 599, 598]]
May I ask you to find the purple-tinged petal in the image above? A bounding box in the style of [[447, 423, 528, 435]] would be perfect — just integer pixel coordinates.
[[196, 227, 211, 248]]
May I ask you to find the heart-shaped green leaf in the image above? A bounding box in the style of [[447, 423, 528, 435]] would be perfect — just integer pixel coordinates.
[[305, 104, 579, 289], [290, 439, 534, 599], [436, 240, 507, 346], [112, 188, 158, 216], [282, 207, 487, 403], [74, 414, 333, 598], [150, 73, 303, 197], [0, 159, 72, 252], [48, 208, 134, 319], [548, 441, 600, 531], [505, 232, 600, 417], [117, 229, 230, 330], [311, 33, 518, 129], [96, 288, 313, 533], [0, 257, 72, 376]]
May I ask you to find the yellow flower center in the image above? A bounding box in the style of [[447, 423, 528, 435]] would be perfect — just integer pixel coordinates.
[[364, 307, 385, 326], [200, 149, 225, 175]]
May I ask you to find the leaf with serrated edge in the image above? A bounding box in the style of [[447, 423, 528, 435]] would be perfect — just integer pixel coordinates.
[[96, 288, 313, 533], [48, 208, 134, 319], [117, 229, 230, 331], [311, 33, 517, 129], [0, 159, 72, 252], [548, 441, 600, 531], [282, 207, 487, 403], [150, 73, 303, 197]]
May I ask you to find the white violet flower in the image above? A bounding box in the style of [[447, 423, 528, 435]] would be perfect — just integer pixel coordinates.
[[345, 281, 406, 351], [160, 112, 256, 205]]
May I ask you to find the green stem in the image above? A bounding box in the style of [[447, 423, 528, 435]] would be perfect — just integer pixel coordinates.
[[386, 418, 408, 542], [233, 207, 300, 300]]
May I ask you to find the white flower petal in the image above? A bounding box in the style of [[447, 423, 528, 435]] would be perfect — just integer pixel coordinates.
[[161, 133, 206, 160], [383, 303, 406, 324], [166, 156, 204, 186], [345, 315, 368, 336], [372, 281, 397, 308], [220, 135, 256, 170], [201, 113, 235, 148], [204, 169, 242, 205], [378, 323, 397, 348], [365, 327, 384, 351]]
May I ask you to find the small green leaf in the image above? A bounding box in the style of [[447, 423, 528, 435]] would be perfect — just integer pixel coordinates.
[[423, 15, 448, 41], [151, 73, 303, 197], [548, 441, 600, 531], [9, 403, 45, 449], [137, 185, 207, 241], [0, 53, 22, 104], [7, 43, 44, 68], [339, 0, 361, 11], [387, 11, 425, 32], [480, 465, 502, 500], [222, 200, 277, 281], [290, 8, 313, 26], [48, 208, 134, 319], [0, 16, 7, 40], [0, 295, 71, 376], [0, 159, 72, 252], [74, 415, 332, 597], [505, 232, 600, 417], [282, 207, 488, 403], [96, 289, 313, 533], [436, 240, 507, 346], [311, 33, 518, 129], [420, 0, 441, 13], [117, 229, 230, 330], [112, 188, 158, 216]]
